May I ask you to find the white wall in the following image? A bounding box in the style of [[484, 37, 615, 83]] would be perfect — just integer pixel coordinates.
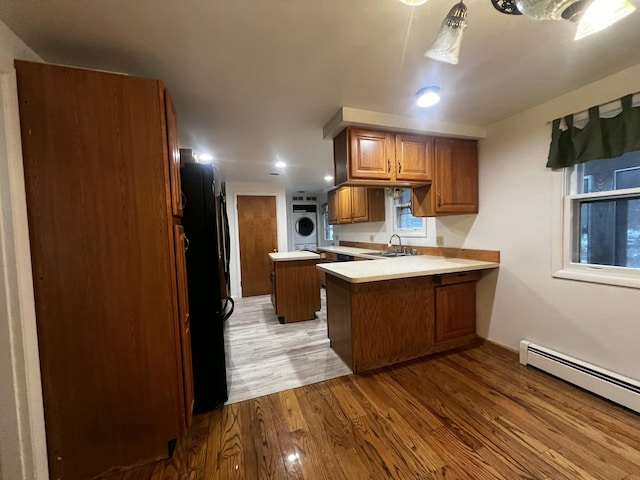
[[0, 20, 49, 480], [462, 64, 640, 381], [226, 182, 289, 297]]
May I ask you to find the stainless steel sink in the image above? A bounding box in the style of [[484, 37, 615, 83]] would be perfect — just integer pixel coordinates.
[[363, 251, 410, 258]]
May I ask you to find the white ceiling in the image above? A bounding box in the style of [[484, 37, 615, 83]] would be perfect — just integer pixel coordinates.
[[1, 0, 639, 193]]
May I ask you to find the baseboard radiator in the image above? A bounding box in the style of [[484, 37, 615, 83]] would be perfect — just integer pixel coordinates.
[[519, 341, 640, 414]]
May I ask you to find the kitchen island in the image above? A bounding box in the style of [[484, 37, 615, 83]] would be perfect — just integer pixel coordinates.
[[269, 251, 321, 323], [317, 251, 499, 372]]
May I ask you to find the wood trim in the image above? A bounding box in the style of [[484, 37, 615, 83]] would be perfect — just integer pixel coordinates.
[[339, 241, 500, 263]]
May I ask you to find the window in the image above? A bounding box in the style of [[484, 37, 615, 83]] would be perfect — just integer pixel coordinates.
[[392, 189, 426, 237], [321, 203, 333, 241], [555, 151, 640, 287]]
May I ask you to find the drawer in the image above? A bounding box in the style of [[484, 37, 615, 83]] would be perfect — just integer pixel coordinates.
[[438, 270, 482, 286]]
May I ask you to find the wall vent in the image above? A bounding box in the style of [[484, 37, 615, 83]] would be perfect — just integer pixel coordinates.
[[520, 341, 640, 413]]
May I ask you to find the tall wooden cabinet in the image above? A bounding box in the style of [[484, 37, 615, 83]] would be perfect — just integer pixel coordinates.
[[15, 60, 192, 480]]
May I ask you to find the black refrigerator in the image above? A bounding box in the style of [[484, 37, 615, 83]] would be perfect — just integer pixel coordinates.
[[180, 161, 233, 413]]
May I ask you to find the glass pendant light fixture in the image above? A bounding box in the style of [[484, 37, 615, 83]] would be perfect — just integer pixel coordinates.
[[574, 0, 636, 40], [424, 2, 468, 65]]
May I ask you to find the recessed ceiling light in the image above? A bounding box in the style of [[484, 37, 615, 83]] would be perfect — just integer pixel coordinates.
[[198, 153, 214, 163], [275, 161, 286, 168], [324, 175, 334, 182], [399, 0, 428, 5], [416, 86, 441, 108]]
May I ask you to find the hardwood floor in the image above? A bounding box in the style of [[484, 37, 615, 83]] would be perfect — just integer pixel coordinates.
[[105, 342, 640, 479], [224, 291, 351, 404]]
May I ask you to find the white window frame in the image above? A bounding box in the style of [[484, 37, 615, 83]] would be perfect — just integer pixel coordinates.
[[552, 167, 640, 289], [392, 189, 427, 237]]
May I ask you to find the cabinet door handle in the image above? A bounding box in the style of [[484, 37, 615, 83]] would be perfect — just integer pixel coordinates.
[[183, 235, 190, 251], [437, 193, 441, 207], [398, 159, 402, 173], [387, 159, 391, 173]]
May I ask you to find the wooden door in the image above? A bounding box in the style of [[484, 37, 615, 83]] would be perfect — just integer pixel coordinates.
[[237, 195, 278, 296], [327, 189, 339, 225], [434, 138, 479, 214], [395, 134, 433, 181], [174, 225, 194, 428], [350, 186, 369, 223], [349, 127, 394, 180], [337, 186, 352, 224]]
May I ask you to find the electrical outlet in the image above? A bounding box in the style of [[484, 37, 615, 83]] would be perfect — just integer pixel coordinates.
[[436, 236, 444, 246], [369, 235, 374, 242], [334, 234, 339, 241]]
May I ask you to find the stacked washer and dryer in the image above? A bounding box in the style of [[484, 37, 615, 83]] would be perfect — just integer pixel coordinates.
[[292, 204, 318, 251]]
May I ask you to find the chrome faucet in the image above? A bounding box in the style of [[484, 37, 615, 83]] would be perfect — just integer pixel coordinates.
[[388, 234, 402, 252]]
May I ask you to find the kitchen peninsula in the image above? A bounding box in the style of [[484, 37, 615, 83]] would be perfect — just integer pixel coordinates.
[[317, 245, 499, 373]]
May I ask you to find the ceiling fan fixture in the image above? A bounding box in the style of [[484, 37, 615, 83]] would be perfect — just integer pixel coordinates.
[[424, 0, 637, 66], [492, 0, 637, 40]]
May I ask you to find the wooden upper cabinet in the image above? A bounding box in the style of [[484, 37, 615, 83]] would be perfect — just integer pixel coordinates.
[[348, 128, 394, 180], [165, 89, 183, 218], [411, 137, 479, 217], [350, 186, 369, 222], [395, 134, 433, 182], [337, 186, 352, 224], [328, 186, 385, 225], [434, 138, 478, 214], [327, 189, 339, 225], [334, 127, 432, 185]]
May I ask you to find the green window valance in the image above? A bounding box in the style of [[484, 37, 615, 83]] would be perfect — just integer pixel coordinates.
[[547, 94, 640, 169]]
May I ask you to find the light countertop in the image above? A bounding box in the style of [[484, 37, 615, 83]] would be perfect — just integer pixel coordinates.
[[317, 253, 499, 283], [269, 251, 321, 261]]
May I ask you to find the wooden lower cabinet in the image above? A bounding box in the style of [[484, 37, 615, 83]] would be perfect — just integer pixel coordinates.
[[326, 272, 479, 373], [271, 258, 321, 323], [435, 272, 480, 343]]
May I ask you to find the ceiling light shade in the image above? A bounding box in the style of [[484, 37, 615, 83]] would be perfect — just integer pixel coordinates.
[[574, 0, 636, 40], [424, 2, 468, 65], [416, 86, 441, 107], [399, 0, 429, 5]]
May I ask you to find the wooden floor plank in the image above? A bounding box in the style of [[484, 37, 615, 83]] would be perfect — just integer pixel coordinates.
[[104, 344, 640, 479]]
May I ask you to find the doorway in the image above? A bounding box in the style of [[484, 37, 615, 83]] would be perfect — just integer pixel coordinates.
[[236, 195, 277, 296]]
